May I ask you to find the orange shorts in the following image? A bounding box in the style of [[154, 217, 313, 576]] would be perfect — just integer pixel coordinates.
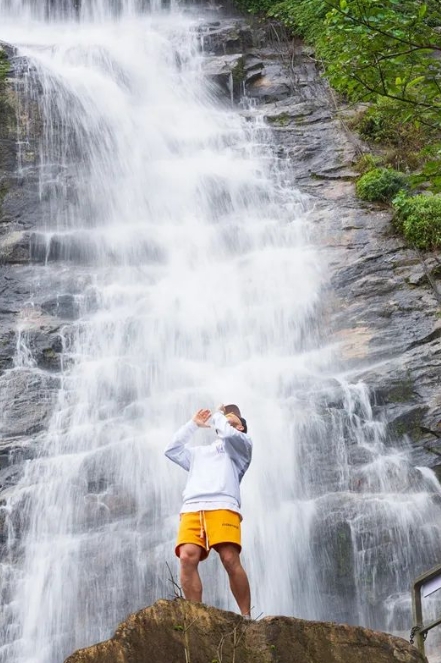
[[175, 509, 241, 560]]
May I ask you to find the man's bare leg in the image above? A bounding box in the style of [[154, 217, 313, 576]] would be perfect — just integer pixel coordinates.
[[179, 543, 203, 601], [215, 543, 251, 616]]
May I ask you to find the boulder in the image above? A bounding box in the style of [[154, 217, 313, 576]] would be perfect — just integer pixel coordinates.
[[197, 20, 256, 55], [64, 599, 425, 663]]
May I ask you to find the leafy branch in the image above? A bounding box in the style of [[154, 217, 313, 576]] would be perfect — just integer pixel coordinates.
[[322, 0, 441, 52]]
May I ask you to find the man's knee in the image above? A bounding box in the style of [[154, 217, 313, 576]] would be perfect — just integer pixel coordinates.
[[216, 545, 241, 574], [179, 544, 202, 568]]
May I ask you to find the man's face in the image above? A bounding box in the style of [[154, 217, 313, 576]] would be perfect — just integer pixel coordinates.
[[225, 412, 244, 431]]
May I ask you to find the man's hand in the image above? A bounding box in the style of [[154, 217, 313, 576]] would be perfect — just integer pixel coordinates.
[[192, 408, 212, 428], [216, 404, 226, 414]]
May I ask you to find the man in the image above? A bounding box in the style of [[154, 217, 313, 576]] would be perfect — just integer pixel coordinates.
[[165, 404, 252, 616]]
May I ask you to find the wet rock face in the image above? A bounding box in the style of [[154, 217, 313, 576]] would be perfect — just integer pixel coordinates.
[[325, 206, 441, 468], [64, 599, 425, 663], [198, 19, 255, 55], [0, 48, 63, 537], [198, 19, 293, 103], [0, 369, 60, 437], [0, 49, 41, 343]]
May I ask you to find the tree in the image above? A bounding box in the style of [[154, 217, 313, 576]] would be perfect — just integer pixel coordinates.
[[316, 0, 441, 128]]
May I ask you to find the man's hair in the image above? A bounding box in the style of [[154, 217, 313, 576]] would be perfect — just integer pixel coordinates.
[[225, 404, 241, 418], [225, 404, 247, 434]]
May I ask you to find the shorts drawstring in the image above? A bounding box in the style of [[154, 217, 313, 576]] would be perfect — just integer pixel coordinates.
[[199, 511, 209, 551]]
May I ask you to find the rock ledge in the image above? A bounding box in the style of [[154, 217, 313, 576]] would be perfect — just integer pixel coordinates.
[[65, 599, 424, 663]]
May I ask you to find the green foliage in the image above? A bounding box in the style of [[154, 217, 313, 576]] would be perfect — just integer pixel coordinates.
[[354, 153, 382, 174], [233, 0, 273, 14], [351, 104, 441, 176], [422, 0, 441, 26], [268, 0, 329, 42], [0, 48, 9, 81], [408, 143, 441, 193], [356, 167, 408, 202], [316, 0, 441, 128], [0, 48, 11, 134], [393, 191, 441, 248], [354, 102, 429, 147]]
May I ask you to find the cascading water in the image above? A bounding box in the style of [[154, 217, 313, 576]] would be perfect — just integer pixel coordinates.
[[1, 2, 441, 663]]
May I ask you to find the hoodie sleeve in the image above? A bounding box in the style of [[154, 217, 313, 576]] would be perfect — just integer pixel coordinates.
[[212, 411, 252, 480], [165, 419, 198, 471]]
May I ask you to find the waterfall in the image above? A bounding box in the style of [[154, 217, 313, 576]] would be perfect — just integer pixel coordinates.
[[1, 2, 441, 663]]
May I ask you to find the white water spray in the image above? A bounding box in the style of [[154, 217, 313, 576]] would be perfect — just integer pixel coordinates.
[[0, 3, 441, 663]]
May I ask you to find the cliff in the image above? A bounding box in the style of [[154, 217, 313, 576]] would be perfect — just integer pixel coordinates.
[[0, 10, 440, 661]]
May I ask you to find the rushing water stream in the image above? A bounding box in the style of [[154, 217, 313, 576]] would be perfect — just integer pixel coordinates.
[[1, 2, 441, 662]]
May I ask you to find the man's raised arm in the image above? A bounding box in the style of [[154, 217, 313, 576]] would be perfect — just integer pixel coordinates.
[[212, 411, 252, 480], [165, 408, 211, 471]]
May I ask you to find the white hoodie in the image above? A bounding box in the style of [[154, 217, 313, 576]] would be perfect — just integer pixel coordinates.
[[165, 411, 253, 516]]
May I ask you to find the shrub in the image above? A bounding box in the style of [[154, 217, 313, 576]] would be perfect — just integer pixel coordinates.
[[233, 0, 273, 13], [392, 192, 441, 249], [268, 0, 329, 42], [356, 168, 407, 203], [408, 143, 441, 194], [354, 153, 383, 174], [353, 103, 432, 148], [355, 106, 401, 144]]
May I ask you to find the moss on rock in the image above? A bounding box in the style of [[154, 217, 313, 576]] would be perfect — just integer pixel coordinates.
[[0, 47, 9, 82]]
